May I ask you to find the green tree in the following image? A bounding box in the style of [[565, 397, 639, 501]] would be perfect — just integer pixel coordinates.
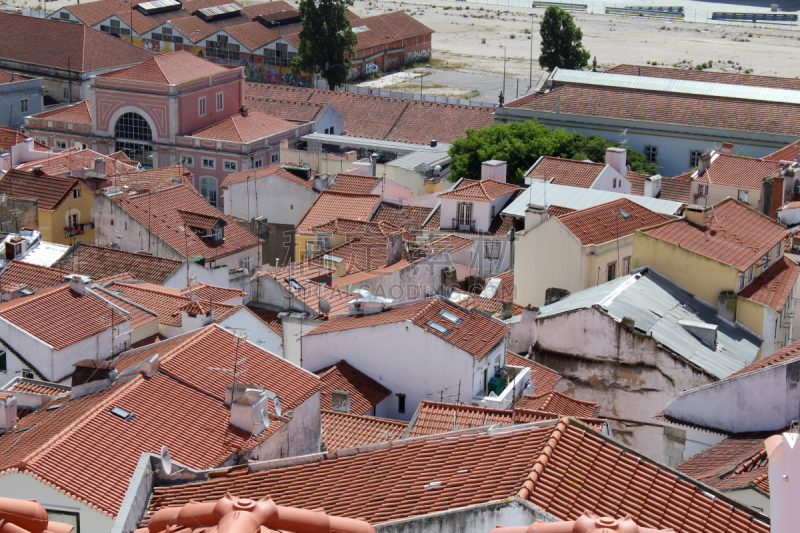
[[291, 0, 358, 90], [448, 120, 656, 184], [538, 6, 590, 72]]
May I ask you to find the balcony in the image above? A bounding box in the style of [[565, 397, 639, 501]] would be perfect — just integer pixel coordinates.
[[65, 221, 94, 238], [452, 217, 475, 233], [472, 365, 532, 410]]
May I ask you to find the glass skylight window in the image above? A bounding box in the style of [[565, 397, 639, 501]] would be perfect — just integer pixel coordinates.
[[285, 277, 303, 291], [438, 309, 463, 325], [110, 406, 135, 421], [426, 321, 451, 335]]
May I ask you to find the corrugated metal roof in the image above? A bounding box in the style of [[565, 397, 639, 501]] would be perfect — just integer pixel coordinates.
[[553, 69, 800, 105], [302, 133, 450, 154], [502, 182, 683, 217], [388, 150, 449, 171], [536, 268, 761, 379]]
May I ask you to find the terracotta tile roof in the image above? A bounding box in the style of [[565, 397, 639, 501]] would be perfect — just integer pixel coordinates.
[[0, 69, 28, 84], [558, 198, 670, 245], [438, 178, 520, 202], [53, 242, 182, 285], [691, 153, 782, 190], [329, 173, 381, 194], [99, 50, 230, 85], [245, 97, 326, 123], [505, 352, 562, 394], [6, 378, 69, 396], [110, 184, 261, 260], [450, 290, 524, 317], [244, 304, 283, 335], [626, 171, 648, 196], [190, 111, 298, 143], [295, 191, 381, 236], [346, 11, 432, 52], [608, 63, 800, 90], [546, 205, 576, 217], [738, 256, 800, 311], [96, 288, 160, 330], [0, 169, 81, 212], [525, 156, 605, 188], [169, 4, 282, 44], [181, 282, 246, 303], [653, 412, 730, 436], [106, 281, 234, 327], [484, 269, 515, 301], [312, 218, 404, 242], [321, 410, 407, 451], [252, 261, 353, 318], [224, 21, 280, 51], [725, 338, 800, 379], [314, 360, 390, 416], [657, 175, 692, 204], [516, 391, 597, 418], [17, 147, 138, 176], [0, 12, 153, 73], [676, 429, 782, 494], [0, 260, 68, 291], [765, 139, 800, 162], [306, 297, 510, 360], [243, 83, 494, 145], [105, 0, 236, 35], [407, 401, 520, 437], [510, 82, 800, 137], [0, 284, 129, 351], [422, 205, 440, 230], [370, 201, 434, 231], [427, 233, 474, 253], [221, 162, 320, 188], [107, 164, 195, 193], [643, 198, 789, 271], [31, 99, 93, 126], [0, 128, 48, 152]]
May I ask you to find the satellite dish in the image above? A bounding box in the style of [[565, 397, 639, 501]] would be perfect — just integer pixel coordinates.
[[160, 445, 172, 475], [274, 397, 282, 417], [260, 408, 270, 429], [318, 298, 331, 315]]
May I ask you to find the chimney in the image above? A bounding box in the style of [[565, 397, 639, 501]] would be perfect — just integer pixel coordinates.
[[94, 157, 105, 176], [544, 287, 570, 305], [481, 160, 507, 182], [765, 431, 799, 533], [386, 232, 403, 266], [66, 274, 91, 295], [524, 204, 549, 232], [313, 175, 329, 192], [430, 139, 438, 148], [31, 165, 44, 176], [239, 104, 248, 117], [717, 290, 737, 322], [643, 174, 662, 198], [604, 147, 627, 178], [720, 142, 734, 155], [502, 300, 514, 320], [684, 205, 710, 229], [0, 393, 17, 434], [226, 383, 272, 435]]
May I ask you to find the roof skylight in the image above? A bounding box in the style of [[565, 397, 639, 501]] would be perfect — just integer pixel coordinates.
[[426, 321, 451, 335], [110, 406, 135, 421], [438, 309, 463, 325]]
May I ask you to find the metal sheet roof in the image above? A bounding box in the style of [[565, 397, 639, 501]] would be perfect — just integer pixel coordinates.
[[553, 69, 800, 105], [388, 150, 449, 171], [502, 182, 683, 217], [536, 268, 762, 379], [302, 133, 450, 154]]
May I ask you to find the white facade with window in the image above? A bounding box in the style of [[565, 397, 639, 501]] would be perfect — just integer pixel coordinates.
[[221, 172, 319, 226]]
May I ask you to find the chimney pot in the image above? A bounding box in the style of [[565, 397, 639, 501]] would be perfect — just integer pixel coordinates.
[[721, 142, 734, 155], [430, 139, 438, 147]]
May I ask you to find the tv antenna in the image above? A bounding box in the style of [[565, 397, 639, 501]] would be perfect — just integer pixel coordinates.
[[620, 128, 628, 146]]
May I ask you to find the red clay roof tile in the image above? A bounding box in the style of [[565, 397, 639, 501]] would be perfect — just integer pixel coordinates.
[[691, 153, 781, 190], [53, 242, 183, 285], [657, 176, 692, 204], [314, 360, 390, 416], [516, 391, 597, 418], [0, 169, 83, 212], [107, 281, 233, 327], [0, 260, 68, 291], [17, 148, 138, 176], [525, 157, 605, 189], [370, 202, 434, 232], [252, 260, 353, 318], [765, 139, 800, 162], [106, 164, 195, 193], [295, 191, 381, 236], [31, 100, 93, 126], [738, 256, 800, 311], [0, 128, 48, 152], [190, 111, 298, 143], [99, 50, 230, 85], [438, 179, 520, 202], [608, 63, 800, 90], [558, 198, 669, 245], [505, 352, 561, 394], [220, 162, 320, 189], [329, 174, 382, 194], [320, 410, 407, 452], [726, 338, 800, 379], [244, 304, 283, 336]]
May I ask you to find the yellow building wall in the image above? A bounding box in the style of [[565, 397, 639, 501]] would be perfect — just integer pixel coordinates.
[[44, 185, 96, 246], [295, 234, 314, 262], [736, 296, 766, 358], [632, 231, 740, 307], [583, 240, 634, 288]]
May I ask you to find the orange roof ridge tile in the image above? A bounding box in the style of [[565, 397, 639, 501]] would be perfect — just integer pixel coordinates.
[[517, 417, 569, 500]]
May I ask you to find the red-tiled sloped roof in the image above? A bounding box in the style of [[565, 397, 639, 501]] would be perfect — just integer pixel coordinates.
[[370, 202, 434, 232], [506, 352, 562, 394], [0, 169, 81, 211], [525, 156, 605, 189], [427, 234, 473, 253], [516, 391, 597, 418], [451, 291, 524, 317], [546, 205, 577, 217], [739, 256, 800, 311], [0, 128, 48, 152], [725, 338, 800, 379], [0, 285, 128, 351], [110, 184, 261, 260], [17, 147, 138, 176], [53, 242, 183, 285], [220, 163, 319, 189], [438, 179, 520, 202], [97, 288, 160, 330], [245, 304, 283, 336], [306, 297, 509, 360], [329, 173, 381, 194], [224, 21, 281, 51], [321, 410, 407, 451], [106, 164, 194, 193], [627, 171, 647, 196], [380, 100, 493, 144], [245, 97, 326, 122], [486, 270, 515, 301], [190, 111, 298, 144], [31, 99, 92, 126], [252, 261, 353, 318], [314, 360, 390, 416], [692, 154, 781, 190], [146, 418, 768, 533], [181, 282, 246, 302], [642, 198, 789, 272], [607, 63, 800, 90], [0, 260, 68, 291], [6, 378, 69, 396], [311, 218, 403, 242], [99, 50, 230, 85], [765, 139, 800, 162], [295, 191, 381, 236], [658, 175, 692, 204], [558, 198, 669, 245]]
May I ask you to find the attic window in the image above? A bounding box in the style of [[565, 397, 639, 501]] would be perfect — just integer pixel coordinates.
[[14, 425, 34, 433], [110, 406, 135, 421], [438, 309, 463, 325], [285, 276, 303, 291], [331, 390, 350, 414], [426, 321, 451, 335]]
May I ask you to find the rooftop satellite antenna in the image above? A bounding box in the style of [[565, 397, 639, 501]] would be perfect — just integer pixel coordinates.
[[260, 408, 270, 429], [319, 297, 331, 315], [620, 128, 628, 146], [274, 397, 282, 417], [160, 445, 172, 475]]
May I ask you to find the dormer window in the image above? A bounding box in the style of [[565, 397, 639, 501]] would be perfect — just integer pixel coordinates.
[[213, 226, 224, 241]]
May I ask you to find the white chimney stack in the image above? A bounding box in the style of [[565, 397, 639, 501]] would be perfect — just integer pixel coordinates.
[[0, 393, 17, 434], [605, 147, 627, 178], [766, 430, 800, 533], [481, 160, 507, 182], [67, 274, 91, 295], [226, 384, 272, 435]]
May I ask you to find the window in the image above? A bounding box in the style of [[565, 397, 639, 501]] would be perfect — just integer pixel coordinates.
[[180, 155, 194, 167], [491, 205, 496, 218], [202, 158, 216, 169], [223, 160, 237, 171], [100, 18, 131, 36], [110, 406, 135, 421], [55, 139, 67, 150], [114, 112, 153, 165], [62, 87, 69, 100], [34, 136, 47, 145], [59, 11, 70, 20], [200, 176, 218, 207], [739, 273, 746, 291], [20, 99, 28, 113], [738, 190, 749, 204], [206, 35, 240, 61], [612, 178, 617, 188], [124, 221, 127, 230], [397, 394, 406, 414], [198, 97, 206, 116], [21, 369, 33, 378], [623, 256, 631, 276], [690, 150, 703, 168], [69, 214, 78, 227], [73, 188, 81, 199], [438, 309, 463, 325], [426, 320, 451, 335], [776, 242, 782, 260], [216, 92, 224, 111], [697, 183, 709, 197], [644, 145, 658, 164], [238, 256, 250, 272], [764, 250, 771, 270], [110, 219, 114, 226], [329, 126, 334, 135], [457, 203, 472, 228], [748, 265, 754, 283], [331, 390, 350, 413], [264, 43, 296, 67], [44, 510, 78, 533], [151, 26, 183, 44], [0, 349, 5, 372], [270, 153, 279, 163], [317, 234, 331, 251], [607, 261, 617, 282], [253, 158, 263, 168], [484, 241, 500, 260]]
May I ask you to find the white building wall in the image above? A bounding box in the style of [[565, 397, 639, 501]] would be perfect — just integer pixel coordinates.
[[218, 308, 283, 357], [778, 207, 800, 228], [337, 251, 450, 303], [222, 175, 319, 226], [591, 165, 631, 194], [162, 262, 231, 290], [281, 315, 324, 366], [248, 390, 321, 460]]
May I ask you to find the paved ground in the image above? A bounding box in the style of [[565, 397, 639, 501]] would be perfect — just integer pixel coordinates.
[[421, 69, 530, 102]]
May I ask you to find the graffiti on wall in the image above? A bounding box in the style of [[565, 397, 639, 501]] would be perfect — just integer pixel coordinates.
[[364, 61, 379, 76], [209, 56, 310, 87], [347, 64, 361, 81], [406, 49, 431, 64], [385, 55, 402, 70]]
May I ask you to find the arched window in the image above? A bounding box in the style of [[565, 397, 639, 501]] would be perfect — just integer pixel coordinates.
[[114, 112, 154, 166], [200, 176, 218, 207]]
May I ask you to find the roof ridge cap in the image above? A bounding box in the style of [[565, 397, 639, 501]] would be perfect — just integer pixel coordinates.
[[517, 416, 569, 500], [9, 259, 69, 276]]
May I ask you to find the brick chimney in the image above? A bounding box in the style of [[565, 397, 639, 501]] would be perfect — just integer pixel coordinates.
[[720, 142, 734, 155]]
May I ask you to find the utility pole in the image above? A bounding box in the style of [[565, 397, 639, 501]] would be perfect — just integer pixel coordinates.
[[503, 46, 507, 96]]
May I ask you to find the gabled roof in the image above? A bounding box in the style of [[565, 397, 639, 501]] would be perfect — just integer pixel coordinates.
[[642, 198, 789, 272], [245, 97, 326, 123], [244, 304, 283, 336], [295, 191, 381, 236], [725, 337, 800, 379], [189, 110, 298, 143], [525, 156, 606, 189], [221, 162, 320, 188], [311, 218, 403, 242], [314, 359, 391, 416], [449, 290, 524, 317], [626, 170, 648, 196], [516, 391, 597, 418], [99, 50, 230, 85], [691, 153, 782, 190], [321, 410, 407, 452], [109, 184, 261, 260], [427, 233, 474, 253], [17, 147, 138, 176], [252, 260, 353, 318], [97, 287, 160, 330], [0, 260, 68, 291], [306, 297, 510, 360], [53, 242, 183, 285], [106, 164, 194, 193], [146, 418, 769, 533], [438, 178, 520, 202], [370, 201, 434, 231], [181, 282, 246, 302], [0, 169, 81, 212], [0, 128, 48, 152], [657, 175, 692, 204], [0, 12, 153, 73], [329, 173, 381, 194], [739, 256, 800, 311], [30, 100, 92, 126], [505, 351, 561, 394], [764, 138, 800, 162], [558, 198, 669, 245], [224, 21, 281, 50]]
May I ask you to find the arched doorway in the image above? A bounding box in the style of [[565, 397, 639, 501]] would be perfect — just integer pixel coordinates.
[[114, 112, 154, 167]]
